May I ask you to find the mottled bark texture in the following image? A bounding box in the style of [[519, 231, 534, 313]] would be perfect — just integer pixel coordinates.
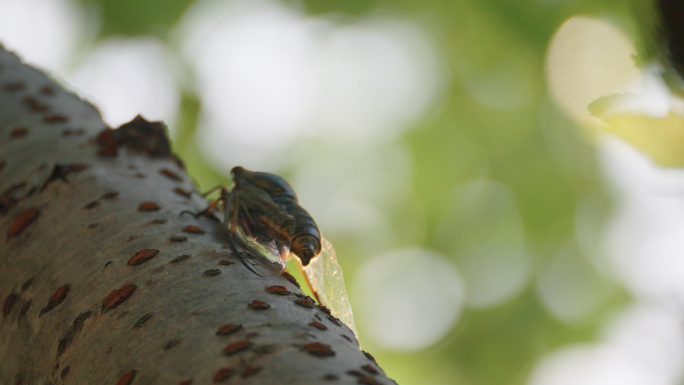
[[0, 46, 390, 385]]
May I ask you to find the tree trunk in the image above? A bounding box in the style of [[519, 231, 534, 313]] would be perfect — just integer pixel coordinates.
[[0, 45, 390, 385]]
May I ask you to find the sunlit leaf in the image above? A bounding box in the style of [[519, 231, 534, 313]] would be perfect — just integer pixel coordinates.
[[598, 112, 684, 167]]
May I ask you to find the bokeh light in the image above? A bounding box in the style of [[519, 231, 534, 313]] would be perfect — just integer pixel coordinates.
[[545, 16, 642, 123], [0, 0, 89, 73], [528, 304, 684, 385], [535, 240, 613, 323], [600, 135, 684, 303], [67, 37, 181, 130], [435, 180, 530, 309], [177, 0, 445, 171], [352, 248, 464, 351]]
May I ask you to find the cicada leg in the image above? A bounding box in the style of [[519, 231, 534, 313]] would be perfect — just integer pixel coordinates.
[[180, 187, 231, 219], [200, 185, 227, 198], [297, 263, 323, 306]]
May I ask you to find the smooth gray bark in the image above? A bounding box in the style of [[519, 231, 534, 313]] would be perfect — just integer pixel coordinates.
[[0, 45, 390, 385]]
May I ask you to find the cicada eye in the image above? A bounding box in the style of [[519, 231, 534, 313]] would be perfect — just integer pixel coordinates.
[[230, 166, 245, 177]]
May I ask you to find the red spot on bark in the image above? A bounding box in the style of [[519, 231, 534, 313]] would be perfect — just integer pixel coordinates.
[[97, 146, 118, 157], [182, 225, 204, 234], [323, 374, 339, 381], [41, 85, 55, 95], [4, 82, 24, 91], [123, 234, 139, 244], [101, 191, 119, 200], [18, 300, 31, 321], [150, 219, 167, 224], [0, 161, 5, 174], [60, 366, 70, 380], [248, 300, 269, 310], [252, 345, 275, 355], [341, 334, 354, 343], [159, 168, 182, 182], [309, 321, 327, 330], [217, 260, 234, 266], [128, 249, 159, 266], [358, 376, 382, 385], [7, 207, 40, 238], [169, 235, 187, 242], [295, 297, 315, 308], [347, 370, 363, 377], [241, 366, 261, 378], [362, 365, 378, 375], [115, 370, 136, 385], [179, 380, 193, 385], [62, 128, 85, 137], [266, 286, 289, 295], [102, 284, 136, 311], [203, 269, 221, 276], [30, 103, 48, 112], [318, 305, 332, 315], [10, 127, 27, 138], [83, 200, 99, 209], [40, 284, 71, 315], [327, 315, 341, 326], [173, 187, 191, 198], [43, 114, 68, 123], [302, 342, 335, 357], [216, 323, 242, 336], [223, 340, 251, 355], [281, 271, 300, 288], [87, 223, 99, 229], [170, 255, 190, 264], [213, 368, 232, 383], [164, 339, 180, 350], [138, 202, 160, 212], [3, 292, 18, 317], [21, 276, 35, 291], [133, 313, 154, 329], [363, 350, 377, 363], [22, 96, 48, 112]]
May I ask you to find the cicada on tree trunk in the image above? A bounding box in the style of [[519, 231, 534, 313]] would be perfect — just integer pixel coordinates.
[[188, 166, 356, 335]]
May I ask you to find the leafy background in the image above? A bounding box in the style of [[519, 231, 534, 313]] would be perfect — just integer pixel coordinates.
[[3, 0, 683, 384]]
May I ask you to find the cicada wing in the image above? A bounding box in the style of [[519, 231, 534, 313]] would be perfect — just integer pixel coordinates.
[[301, 238, 357, 336], [228, 226, 286, 276], [227, 185, 295, 273]]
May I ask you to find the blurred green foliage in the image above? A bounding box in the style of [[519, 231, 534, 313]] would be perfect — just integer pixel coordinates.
[[76, 0, 661, 384], [77, 0, 194, 36]]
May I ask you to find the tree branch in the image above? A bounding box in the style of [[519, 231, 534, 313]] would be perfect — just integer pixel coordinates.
[[0, 45, 389, 385]]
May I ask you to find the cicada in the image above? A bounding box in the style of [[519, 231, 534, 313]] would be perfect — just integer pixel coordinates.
[[191, 166, 356, 335]]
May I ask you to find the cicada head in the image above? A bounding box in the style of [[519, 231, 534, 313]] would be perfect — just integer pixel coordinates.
[[291, 234, 321, 266]]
